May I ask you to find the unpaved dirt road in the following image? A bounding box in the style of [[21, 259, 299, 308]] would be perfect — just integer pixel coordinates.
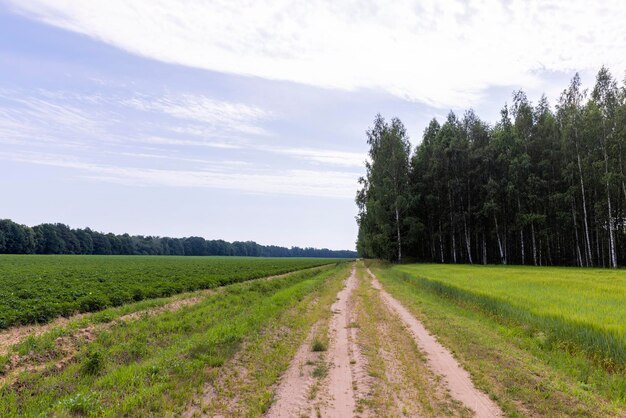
[[368, 268, 503, 418], [263, 322, 324, 418], [267, 266, 368, 417], [267, 264, 502, 417]]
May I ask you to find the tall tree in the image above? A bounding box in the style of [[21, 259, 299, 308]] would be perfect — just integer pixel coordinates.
[[558, 74, 594, 266], [356, 115, 412, 261], [358, 67, 625, 267], [591, 66, 620, 267]]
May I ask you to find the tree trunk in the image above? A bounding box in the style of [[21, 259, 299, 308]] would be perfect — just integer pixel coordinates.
[[451, 229, 457, 264], [429, 238, 434, 261], [576, 148, 593, 266], [449, 191, 457, 263], [395, 205, 402, 263], [531, 222, 538, 266], [482, 231, 487, 264], [546, 235, 553, 266], [494, 215, 506, 264], [438, 221, 444, 263], [520, 229, 525, 265], [518, 197, 525, 265], [619, 141, 626, 202], [603, 145, 617, 268], [601, 231, 607, 267], [595, 226, 601, 267], [572, 201, 583, 267], [463, 213, 473, 264]]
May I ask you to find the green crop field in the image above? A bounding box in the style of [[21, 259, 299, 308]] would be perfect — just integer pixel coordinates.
[[0, 263, 351, 416], [392, 263, 626, 369], [2, 258, 626, 416], [0, 255, 344, 329], [370, 263, 626, 415]]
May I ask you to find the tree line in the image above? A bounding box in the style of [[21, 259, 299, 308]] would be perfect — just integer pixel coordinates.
[[357, 67, 626, 267], [0, 219, 356, 258]]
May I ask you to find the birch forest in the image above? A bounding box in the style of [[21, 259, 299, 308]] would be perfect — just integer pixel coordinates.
[[356, 67, 626, 267]]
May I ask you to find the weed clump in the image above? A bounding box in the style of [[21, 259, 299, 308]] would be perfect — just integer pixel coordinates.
[[81, 348, 106, 376], [312, 361, 328, 378], [311, 339, 327, 352], [59, 392, 100, 415]]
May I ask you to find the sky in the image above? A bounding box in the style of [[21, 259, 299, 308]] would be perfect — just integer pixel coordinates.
[[1, 1, 625, 250]]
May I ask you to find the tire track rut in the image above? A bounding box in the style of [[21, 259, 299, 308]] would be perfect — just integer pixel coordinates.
[[267, 266, 367, 417], [367, 268, 503, 418]]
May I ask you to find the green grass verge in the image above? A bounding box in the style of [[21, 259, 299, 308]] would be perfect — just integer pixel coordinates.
[[0, 264, 347, 417], [194, 263, 349, 416], [373, 264, 626, 417]]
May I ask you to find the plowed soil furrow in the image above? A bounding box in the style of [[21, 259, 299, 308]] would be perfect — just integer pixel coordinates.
[[0, 266, 327, 357]]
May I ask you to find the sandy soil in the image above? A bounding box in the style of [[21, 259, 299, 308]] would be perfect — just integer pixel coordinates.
[[318, 267, 362, 417], [353, 266, 468, 417], [267, 267, 368, 418], [263, 322, 324, 417], [0, 314, 86, 357], [0, 293, 209, 385], [0, 293, 210, 357], [368, 268, 503, 418], [374, 321, 417, 415]]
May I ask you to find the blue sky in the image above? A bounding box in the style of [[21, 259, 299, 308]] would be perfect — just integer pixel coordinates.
[[1, 1, 624, 250]]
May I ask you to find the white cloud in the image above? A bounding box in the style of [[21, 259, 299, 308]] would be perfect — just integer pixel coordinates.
[[0, 89, 267, 149], [5, 0, 626, 108], [0, 88, 367, 176], [0, 91, 107, 144], [134, 135, 243, 150], [0, 152, 358, 199], [0, 87, 366, 204], [115, 152, 251, 168], [270, 147, 365, 168], [123, 94, 271, 136]]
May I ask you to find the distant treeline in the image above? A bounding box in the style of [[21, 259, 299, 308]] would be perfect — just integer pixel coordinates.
[[0, 219, 356, 258], [357, 67, 626, 267]]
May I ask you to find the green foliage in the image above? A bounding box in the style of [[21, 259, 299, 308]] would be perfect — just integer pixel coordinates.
[[358, 67, 626, 267], [0, 218, 357, 258], [312, 361, 329, 378], [81, 348, 106, 376], [311, 339, 327, 352], [0, 263, 348, 416], [0, 255, 340, 329], [58, 392, 100, 416], [356, 114, 412, 262]]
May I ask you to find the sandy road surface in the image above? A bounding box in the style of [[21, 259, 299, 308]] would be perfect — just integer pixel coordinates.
[[263, 322, 324, 418], [267, 266, 367, 417], [269, 265, 502, 417], [368, 268, 502, 418]]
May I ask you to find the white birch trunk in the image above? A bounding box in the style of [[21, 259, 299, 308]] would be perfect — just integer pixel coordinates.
[[604, 149, 617, 268], [576, 150, 593, 266], [494, 215, 506, 264], [463, 213, 473, 264], [395, 205, 402, 263], [531, 222, 538, 266]]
